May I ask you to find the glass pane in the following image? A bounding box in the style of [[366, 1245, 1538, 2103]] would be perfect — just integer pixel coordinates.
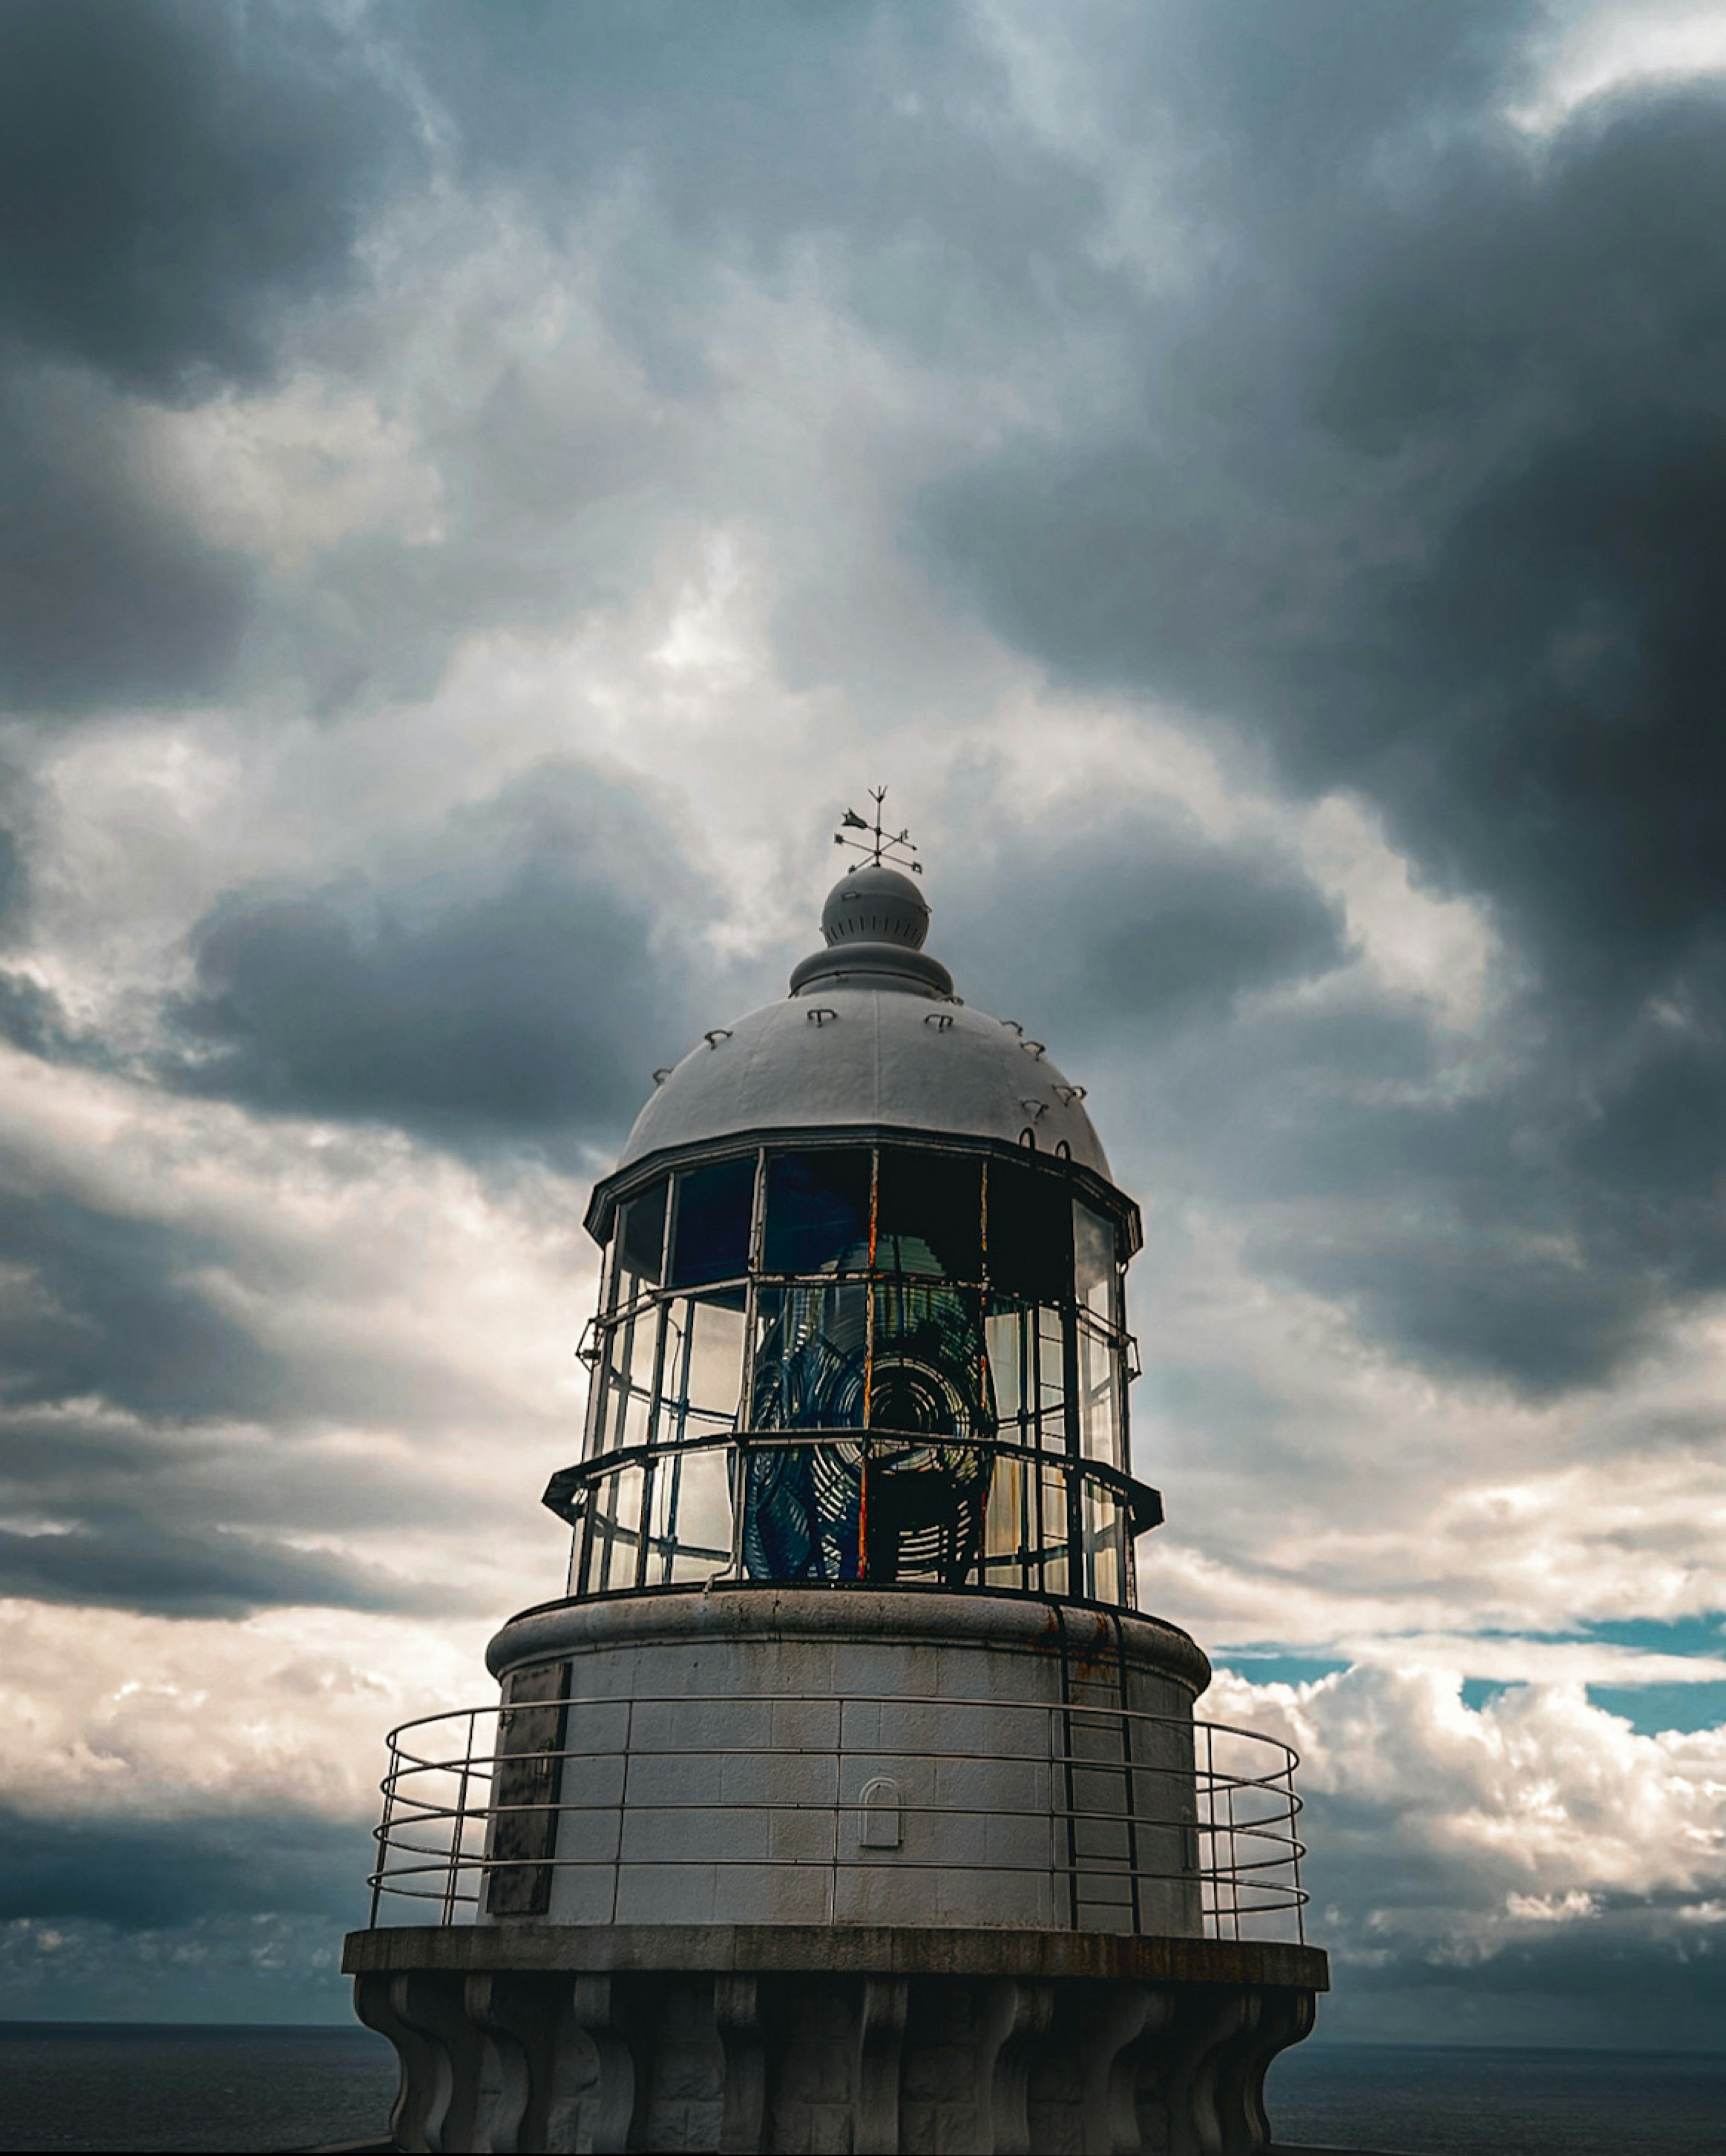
[[685, 1295, 746, 1425], [660, 1295, 746, 1439], [614, 1180, 667, 1304], [867, 1281, 991, 1439], [1077, 1320, 1120, 1466], [764, 1150, 873, 1275], [875, 1149, 982, 1280], [1083, 1476, 1125, 1605], [983, 1449, 1030, 1591], [984, 1306, 1023, 1426], [986, 1158, 1072, 1303], [670, 1156, 755, 1287], [1038, 1462, 1071, 1595], [670, 1446, 735, 1581], [861, 1445, 987, 1586], [1074, 1202, 1115, 1324], [594, 1305, 660, 1454], [1034, 1306, 1067, 1447], [743, 1440, 861, 1581], [750, 1283, 869, 1430], [645, 1445, 734, 1585], [588, 1464, 644, 1593]]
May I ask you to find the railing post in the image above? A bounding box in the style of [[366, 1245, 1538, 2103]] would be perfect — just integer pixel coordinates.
[[613, 1696, 634, 1928], [442, 1710, 476, 1927], [1226, 1778, 1240, 1940], [1201, 1723, 1215, 1938], [1048, 1699, 1063, 1925], [1288, 1755, 1306, 1945], [370, 1733, 400, 1929], [830, 1693, 841, 1926]]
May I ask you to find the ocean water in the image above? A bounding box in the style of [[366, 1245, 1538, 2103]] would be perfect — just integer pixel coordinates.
[[1268, 2042, 1726, 2156], [0, 2023, 397, 2152], [0, 2024, 1723, 2153]]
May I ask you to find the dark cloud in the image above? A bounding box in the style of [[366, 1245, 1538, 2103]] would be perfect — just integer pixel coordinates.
[[910, 62, 1726, 1394], [168, 765, 721, 1149], [391, 1, 1108, 372], [1302, 1841, 1726, 2053], [0, 971, 84, 1060], [1310, 1921, 1726, 2055], [211, 0, 1121, 714], [0, 0, 416, 396], [920, 75, 1726, 997], [0, 0, 424, 715], [0, 1185, 292, 1423], [930, 786, 1680, 1391], [0, 777, 84, 1054], [0, 1809, 366, 1929], [939, 796, 1349, 1044], [0, 773, 699, 1629], [0, 370, 253, 711], [0, 1517, 440, 1623], [1148, 0, 1544, 194], [0, 1161, 534, 1617], [923, 785, 1704, 1392], [1103, 995, 1691, 1395]]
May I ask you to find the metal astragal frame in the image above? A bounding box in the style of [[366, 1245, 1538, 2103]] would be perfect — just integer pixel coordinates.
[[364, 1691, 1308, 1945]]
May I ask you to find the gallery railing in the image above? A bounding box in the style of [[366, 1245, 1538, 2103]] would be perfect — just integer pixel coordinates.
[[547, 1431, 1163, 1605], [362, 1692, 1307, 1945]]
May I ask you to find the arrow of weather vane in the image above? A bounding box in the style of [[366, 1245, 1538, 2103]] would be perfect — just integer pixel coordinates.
[[834, 786, 921, 873]]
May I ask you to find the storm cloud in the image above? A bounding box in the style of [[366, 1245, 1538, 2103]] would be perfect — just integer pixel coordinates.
[[892, 58, 1726, 1394], [0, 0, 418, 713], [0, 0, 414, 394], [168, 764, 721, 1149]]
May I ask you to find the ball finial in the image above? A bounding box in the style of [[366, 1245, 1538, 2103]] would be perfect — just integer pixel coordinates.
[[821, 864, 930, 950]]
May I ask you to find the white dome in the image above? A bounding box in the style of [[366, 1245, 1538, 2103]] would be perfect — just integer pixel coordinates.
[[618, 982, 1109, 1177], [609, 864, 1112, 1180]]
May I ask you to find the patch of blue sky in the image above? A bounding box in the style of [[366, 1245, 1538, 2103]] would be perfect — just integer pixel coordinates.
[[1579, 1614, 1726, 1658], [1452, 1616, 1726, 1653], [1208, 1654, 1348, 1689], [1586, 1682, 1726, 1736]]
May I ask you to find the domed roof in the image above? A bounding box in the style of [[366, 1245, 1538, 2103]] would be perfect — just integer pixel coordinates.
[[613, 869, 1110, 1179]]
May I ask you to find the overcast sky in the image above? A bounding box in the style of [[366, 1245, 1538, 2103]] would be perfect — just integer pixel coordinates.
[[3, 0, 1726, 2046]]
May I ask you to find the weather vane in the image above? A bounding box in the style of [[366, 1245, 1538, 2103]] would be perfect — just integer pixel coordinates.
[[834, 785, 922, 874]]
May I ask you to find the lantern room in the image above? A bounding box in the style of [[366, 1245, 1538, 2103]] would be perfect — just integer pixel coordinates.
[[546, 859, 1163, 1609]]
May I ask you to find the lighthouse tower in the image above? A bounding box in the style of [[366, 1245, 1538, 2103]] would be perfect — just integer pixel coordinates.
[[344, 808, 1327, 2155]]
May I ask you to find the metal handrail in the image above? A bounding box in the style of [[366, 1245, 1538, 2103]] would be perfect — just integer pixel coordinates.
[[365, 1691, 1307, 1942]]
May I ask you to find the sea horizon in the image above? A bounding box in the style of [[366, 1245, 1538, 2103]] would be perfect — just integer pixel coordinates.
[[2, 2023, 1725, 2156]]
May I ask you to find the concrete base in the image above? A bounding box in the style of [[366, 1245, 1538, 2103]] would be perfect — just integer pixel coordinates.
[[344, 1924, 1327, 2154]]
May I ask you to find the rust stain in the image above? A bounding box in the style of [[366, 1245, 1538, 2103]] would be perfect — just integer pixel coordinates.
[[1028, 1609, 1118, 1671], [1065, 1613, 1119, 1673]]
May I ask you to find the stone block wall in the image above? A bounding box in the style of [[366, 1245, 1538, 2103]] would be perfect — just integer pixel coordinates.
[[476, 1587, 1213, 1938]]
